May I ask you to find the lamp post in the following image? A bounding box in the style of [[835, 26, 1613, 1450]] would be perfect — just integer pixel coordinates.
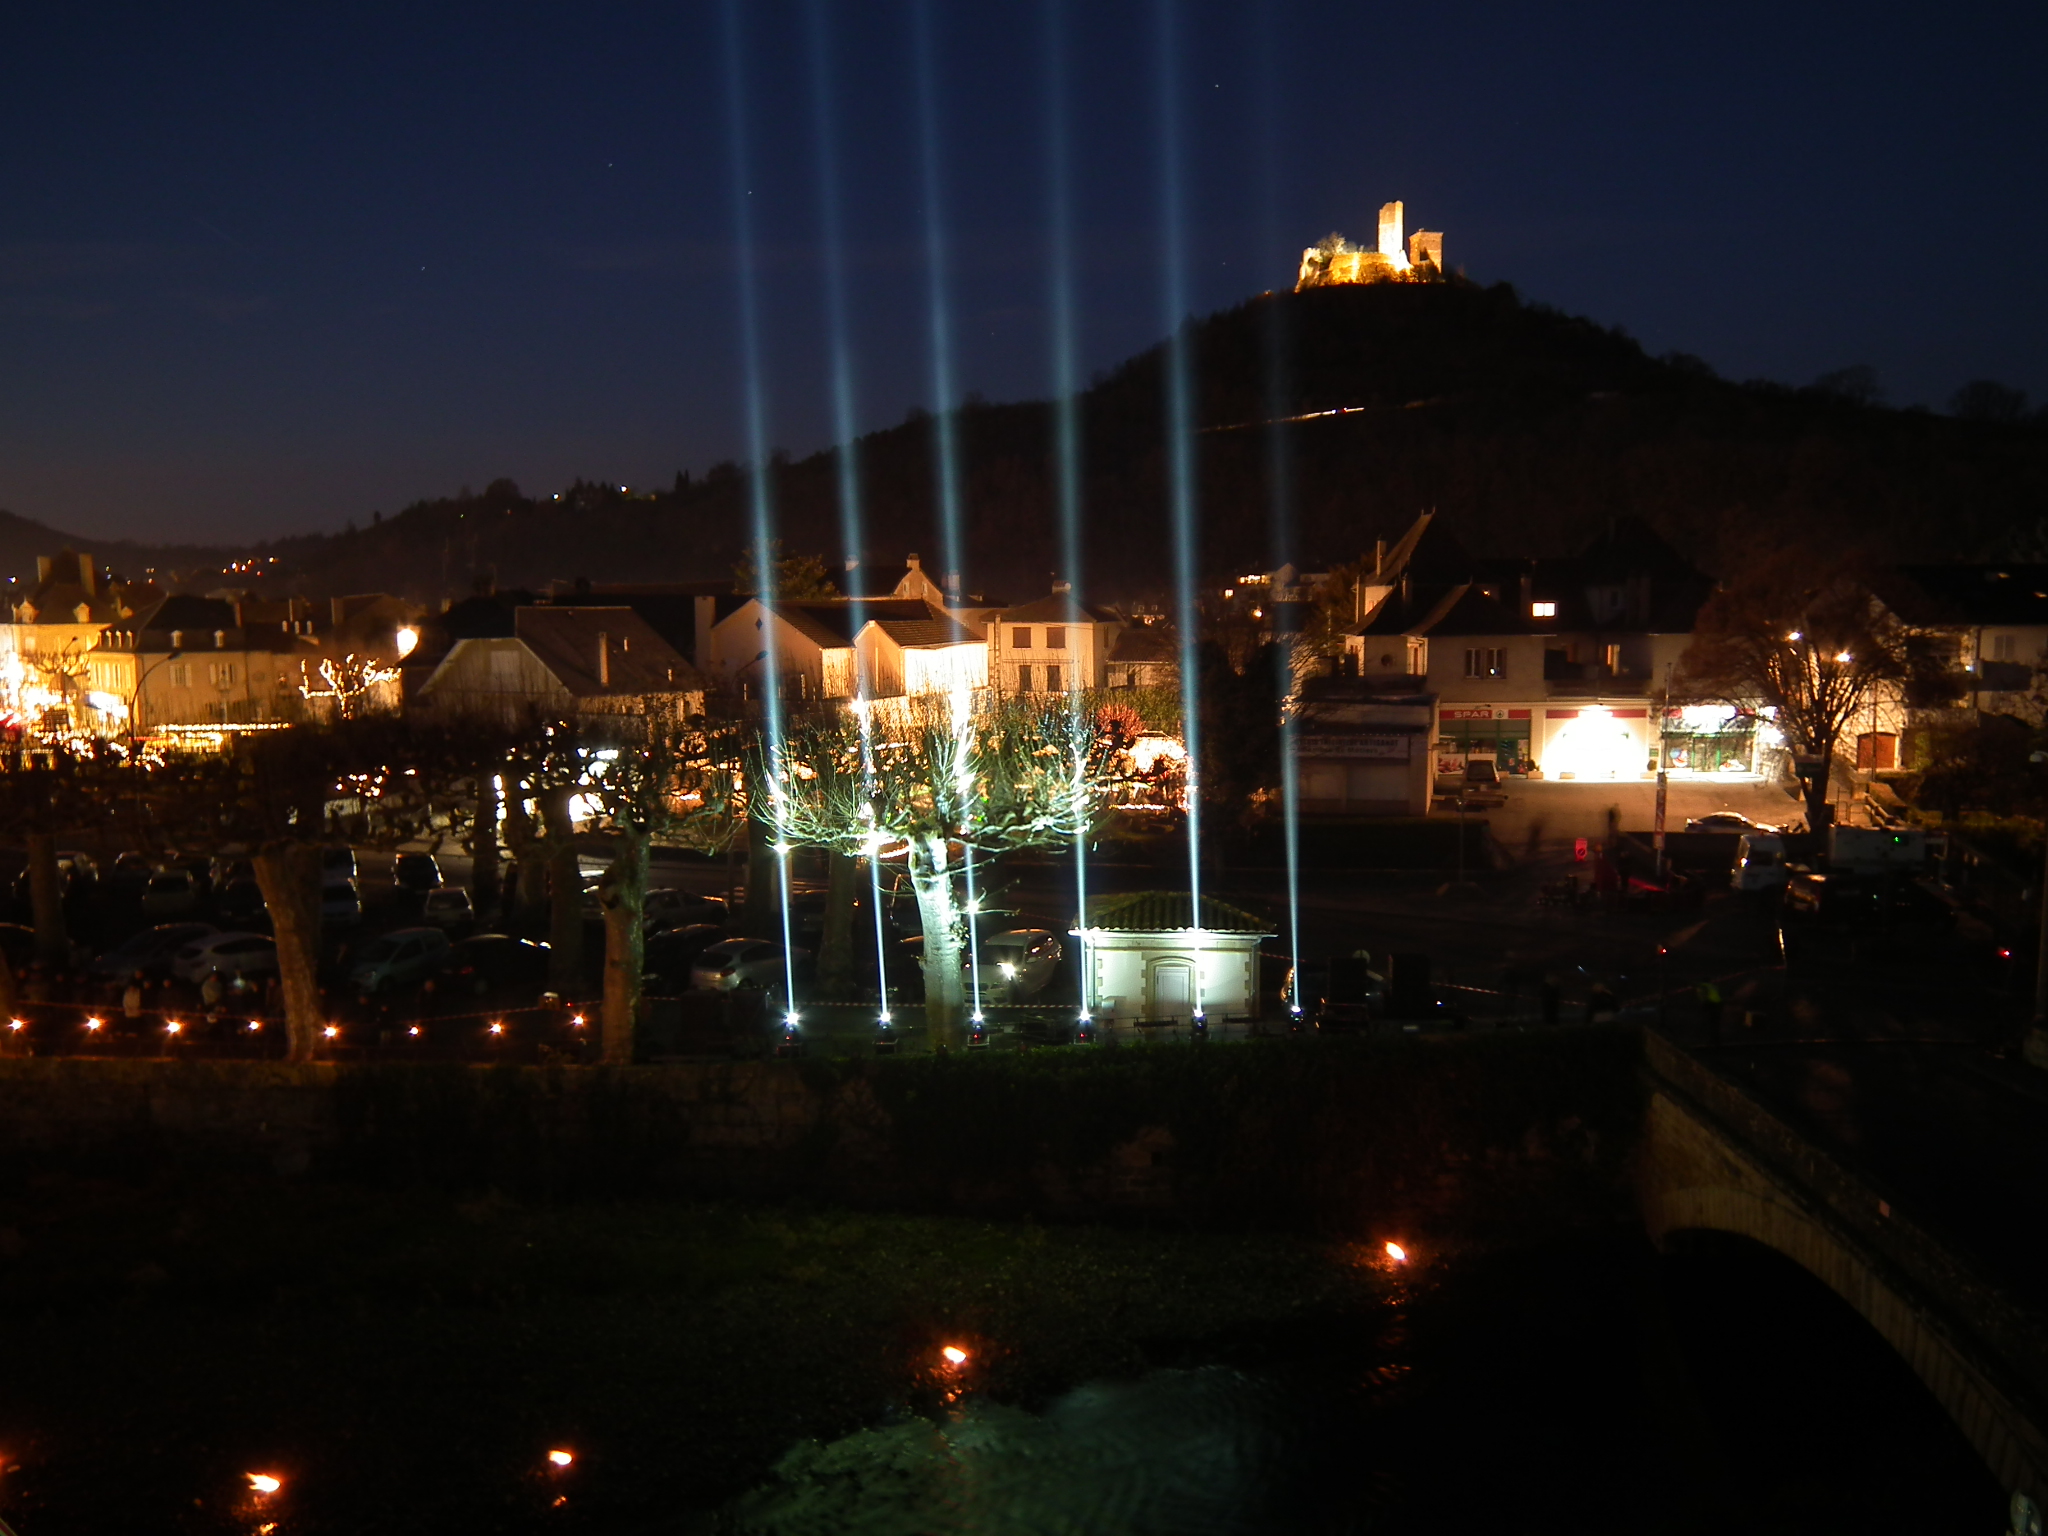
[[126, 647, 182, 741]]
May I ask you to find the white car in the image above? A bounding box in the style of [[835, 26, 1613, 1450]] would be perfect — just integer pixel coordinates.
[[172, 931, 280, 984], [972, 929, 1063, 1001]]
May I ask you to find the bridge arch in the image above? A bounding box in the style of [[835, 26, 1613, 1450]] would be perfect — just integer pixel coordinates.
[[1640, 1064, 2048, 1503]]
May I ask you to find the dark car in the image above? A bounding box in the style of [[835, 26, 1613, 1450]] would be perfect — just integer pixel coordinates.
[[642, 888, 729, 934], [215, 878, 269, 927], [438, 933, 551, 999], [106, 851, 158, 899], [1685, 811, 1780, 835], [0, 921, 38, 972], [394, 852, 444, 892], [643, 924, 728, 990], [89, 922, 219, 983]]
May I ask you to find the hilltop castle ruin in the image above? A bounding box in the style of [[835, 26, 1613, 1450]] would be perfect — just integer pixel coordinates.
[[1296, 201, 1443, 290]]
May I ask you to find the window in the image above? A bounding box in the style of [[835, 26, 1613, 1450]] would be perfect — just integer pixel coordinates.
[[168, 663, 190, 688], [1603, 643, 1621, 673], [1856, 732, 1898, 771], [1530, 601, 1557, 618], [1045, 626, 1066, 650], [1992, 634, 2017, 661], [1125, 668, 1139, 687], [208, 662, 238, 688], [1016, 664, 1033, 692], [1045, 664, 1062, 692], [1011, 627, 1032, 649], [1463, 647, 1504, 679], [1406, 637, 1428, 676]]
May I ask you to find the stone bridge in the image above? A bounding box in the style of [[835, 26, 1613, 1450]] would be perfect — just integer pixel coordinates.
[[1639, 1031, 2048, 1504]]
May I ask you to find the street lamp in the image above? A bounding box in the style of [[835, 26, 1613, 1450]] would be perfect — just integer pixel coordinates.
[[127, 646, 182, 739]]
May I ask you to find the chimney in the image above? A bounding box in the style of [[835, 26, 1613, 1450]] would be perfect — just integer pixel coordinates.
[[945, 570, 961, 600], [1052, 579, 1071, 595], [1519, 573, 1533, 614], [1374, 539, 1386, 576], [79, 553, 96, 596], [36, 556, 51, 585], [597, 631, 611, 686], [906, 553, 922, 572]]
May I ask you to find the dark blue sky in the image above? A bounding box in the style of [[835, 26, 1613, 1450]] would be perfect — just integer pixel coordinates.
[[1, 1, 2041, 544]]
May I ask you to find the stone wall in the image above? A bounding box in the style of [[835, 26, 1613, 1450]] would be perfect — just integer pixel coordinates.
[[0, 1028, 1644, 1234]]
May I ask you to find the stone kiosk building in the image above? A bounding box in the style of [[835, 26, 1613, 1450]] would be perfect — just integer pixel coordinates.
[[1075, 892, 1272, 1025]]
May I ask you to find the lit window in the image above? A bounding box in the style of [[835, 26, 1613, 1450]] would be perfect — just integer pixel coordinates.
[[1531, 601, 1557, 618], [1463, 647, 1505, 679]]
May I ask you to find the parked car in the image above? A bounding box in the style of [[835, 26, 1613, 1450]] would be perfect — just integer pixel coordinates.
[[107, 851, 159, 898], [1686, 811, 1780, 835], [322, 847, 359, 883], [643, 887, 729, 933], [691, 937, 808, 993], [216, 877, 268, 926], [140, 870, 202, 917], [438, 933, 550, 997], [172, 931, 280, 984], [420, 887, 474, 930], [348, 927, 452, 994], [0, 922, 41, 971], [394, 852, 444, 891], [321, 877, 362, 926], [11, 850, 98, 904], [972, 929, 1064, 1001], [644, 924, 728, 990], [208, 851, 254, 889], [90, 922, 218, 983], [160, 852, 214, 896]]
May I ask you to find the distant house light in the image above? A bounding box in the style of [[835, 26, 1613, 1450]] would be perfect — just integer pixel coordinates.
[[1531, 601, 1557, 618]]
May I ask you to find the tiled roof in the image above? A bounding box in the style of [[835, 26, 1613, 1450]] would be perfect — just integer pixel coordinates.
[[771, 598, 942, 647], [1083, 891, 1272, 933], [870, 617, 980, 647], [1877, 565, 2048, 628], [998, 594, 1117, 623], [514, 606, 703, 697]]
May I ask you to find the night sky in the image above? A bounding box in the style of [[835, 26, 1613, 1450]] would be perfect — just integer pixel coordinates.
[[2, 1, 2042, 546]]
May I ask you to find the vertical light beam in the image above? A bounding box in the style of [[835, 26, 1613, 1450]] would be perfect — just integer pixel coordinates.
[[913, 0, 966, 593], [1155, 0, 1204, 1018], [721, 0, 798, 1016], [1045, 0, 1092, 1021]]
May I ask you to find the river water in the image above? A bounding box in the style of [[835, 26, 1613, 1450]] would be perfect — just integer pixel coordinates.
[[720, 1230, 2004, 1535]]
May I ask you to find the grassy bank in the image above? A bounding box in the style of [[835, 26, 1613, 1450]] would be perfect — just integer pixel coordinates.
[[0, 1179, 1392, 1534]]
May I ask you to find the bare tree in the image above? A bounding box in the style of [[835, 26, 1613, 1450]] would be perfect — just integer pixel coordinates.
[[1674, 556, 1931, 828], [760, 693, 1121, 1049]]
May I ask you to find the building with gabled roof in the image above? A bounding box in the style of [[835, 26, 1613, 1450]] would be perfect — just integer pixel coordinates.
[[417, 605, 704, 726], [1072, 890, 1273, 1024], [988, 590, 1124, 694]]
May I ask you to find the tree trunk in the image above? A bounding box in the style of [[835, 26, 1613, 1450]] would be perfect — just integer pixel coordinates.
[[539, 785, 583, 994], [818, 849, 858, 1000], [471, 772, 502, 921], [741, 815, 780, 939], [1802, 741, 1837, 831], [503, 793, 549, 918], [599, 827, 649, 1065], [25, 831, 68, 966], [909, 831, 966, 1050], [254, 842, 326, 1062]]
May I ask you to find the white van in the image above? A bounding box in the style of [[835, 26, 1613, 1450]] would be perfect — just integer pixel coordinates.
[[1732, 833, 1788, 892]]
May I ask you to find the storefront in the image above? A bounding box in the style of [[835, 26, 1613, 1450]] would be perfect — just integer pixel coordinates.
[[1433, 706, 1534, 777], [1657, 704, 1759, 778], [1538, 705, 1655, 781]]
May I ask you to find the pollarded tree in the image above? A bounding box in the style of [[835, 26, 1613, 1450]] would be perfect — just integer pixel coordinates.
[[759, 692, 1124, 1049], [1673, 553, 1957, 829], [514, 716, 741, 1062]]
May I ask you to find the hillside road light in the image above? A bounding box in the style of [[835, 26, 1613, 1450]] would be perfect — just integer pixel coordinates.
[[1835, 651, 1852, 664], [1786, 630, 1802, 642]]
